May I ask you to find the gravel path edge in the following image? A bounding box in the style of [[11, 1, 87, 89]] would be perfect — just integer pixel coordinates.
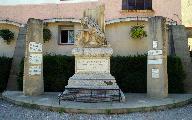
[[2, 93, 192, 114]]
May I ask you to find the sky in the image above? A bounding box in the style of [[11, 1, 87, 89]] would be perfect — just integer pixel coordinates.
[[0, 0, 98, 5]]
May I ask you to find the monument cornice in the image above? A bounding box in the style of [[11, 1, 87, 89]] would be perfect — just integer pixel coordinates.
[[72, 47, 113, 57]]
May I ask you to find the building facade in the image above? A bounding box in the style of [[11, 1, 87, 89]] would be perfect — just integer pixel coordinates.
[[0, 0, 184, 57], [181, 0, 192, 51]]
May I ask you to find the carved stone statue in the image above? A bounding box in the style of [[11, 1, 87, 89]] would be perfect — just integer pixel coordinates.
[[60, 5, 125, 102], [76, 5, 108, 48]]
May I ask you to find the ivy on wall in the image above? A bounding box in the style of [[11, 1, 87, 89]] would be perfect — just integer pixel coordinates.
[[0, 29, 14, 44], [130, 25, 147, 39], [43, 28, 51, 42]]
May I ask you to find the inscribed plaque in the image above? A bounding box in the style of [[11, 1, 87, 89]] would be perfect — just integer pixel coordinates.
[[29, 54, 42, 64], [153, 41, 158, 49], [76, 59, 109, 73], [148, 59, 162, 65], [29, 65, 41, 75], [29, 42, 42, 52], [148, 50, 162, 56], [152, 69, 159, 79]]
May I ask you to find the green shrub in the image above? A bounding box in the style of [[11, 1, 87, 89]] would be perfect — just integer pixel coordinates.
[[168, 56, 185, 93], [111, 55, 147, 93], [17, 55, 75, 92], [17, 55, 185, 93], [43, 28, 51, 42], [43, 55, 74, 92], [0, 57, 12, 92], [0, 29, 14, 44], [130, 25, 147, 39]]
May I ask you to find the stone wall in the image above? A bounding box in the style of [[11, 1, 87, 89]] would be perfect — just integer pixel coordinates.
[[43, 21, 149, 56], [181, 0, 192, 51], [43, 22, 81, 56], [0, 24, 19, 57], [171, 25, 192, 93], [106, 21, 149, 56], [0, 21, 189, 58], [181, 0, 192, 27]]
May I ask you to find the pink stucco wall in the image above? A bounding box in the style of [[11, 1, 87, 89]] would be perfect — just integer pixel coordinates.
[[0, 0, 181, 24]]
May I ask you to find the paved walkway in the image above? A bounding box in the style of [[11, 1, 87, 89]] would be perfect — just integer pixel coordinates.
[[0, 98, 192, 120], [2, 91, 192, 114]]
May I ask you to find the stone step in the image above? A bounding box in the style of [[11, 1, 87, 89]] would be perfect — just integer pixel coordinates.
[[76, 96, 112, 103], [60, 93, 120, 103], [59, 88, 121, 103]]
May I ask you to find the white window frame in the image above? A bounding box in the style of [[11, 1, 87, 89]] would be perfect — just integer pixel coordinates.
[[59, 26, 75, 45]]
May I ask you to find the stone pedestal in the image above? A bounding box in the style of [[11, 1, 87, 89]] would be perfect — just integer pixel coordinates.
[[64, 47, 125, 102], [23, 18, 44, 96], [147, 16, 168, 98], [61, 5, 125, 102]]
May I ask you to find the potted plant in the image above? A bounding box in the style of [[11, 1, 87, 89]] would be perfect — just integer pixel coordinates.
[[0, 29, 14, 44], [43, 28, 51, 43], [130, 25, 147, 39]]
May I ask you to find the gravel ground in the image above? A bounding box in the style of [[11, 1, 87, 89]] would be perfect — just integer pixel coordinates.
[[0, 99, 192, 120]]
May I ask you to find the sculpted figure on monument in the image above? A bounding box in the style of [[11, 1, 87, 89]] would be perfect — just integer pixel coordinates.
[[61, 5, 125, 102], [76, 5, 108, 48]]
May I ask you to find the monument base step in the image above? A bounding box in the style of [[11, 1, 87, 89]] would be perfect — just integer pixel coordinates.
[[67, 78, 118, 88], [69, 73, 115, 80], [59, 87, 125, 103]]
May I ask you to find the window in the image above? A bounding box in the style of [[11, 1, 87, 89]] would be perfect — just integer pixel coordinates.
[[122, 0, 152, 10], [59, 26, 74, 44]]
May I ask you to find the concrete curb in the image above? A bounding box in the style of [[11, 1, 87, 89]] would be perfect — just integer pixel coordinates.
[[2, 92, 192, 114]]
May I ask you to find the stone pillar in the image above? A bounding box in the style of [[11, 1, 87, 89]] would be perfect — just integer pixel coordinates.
[[147, 16, 168, 98], [171, 25, 192, 93], [64, 47, 125, 102], [23, 18, 44, 96]]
